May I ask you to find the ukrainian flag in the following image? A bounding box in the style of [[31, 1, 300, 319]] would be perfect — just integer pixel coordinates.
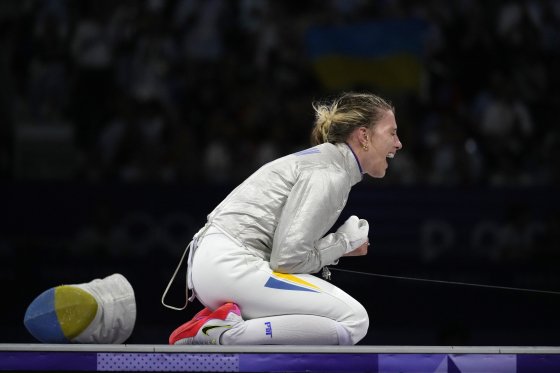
[[306, 20, 428, 93]]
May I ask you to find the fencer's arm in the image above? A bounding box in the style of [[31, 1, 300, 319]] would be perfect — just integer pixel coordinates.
[[270, 167, 350, 274]]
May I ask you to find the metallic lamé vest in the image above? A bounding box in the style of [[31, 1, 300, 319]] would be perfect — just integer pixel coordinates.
[[206, 142, 363, 274]]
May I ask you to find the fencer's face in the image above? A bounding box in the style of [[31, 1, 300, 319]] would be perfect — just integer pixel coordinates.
[[363, 110, 402, 178]]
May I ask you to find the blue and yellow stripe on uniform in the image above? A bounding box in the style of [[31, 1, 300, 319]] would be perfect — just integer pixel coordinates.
[[264, 272, 321, 293]]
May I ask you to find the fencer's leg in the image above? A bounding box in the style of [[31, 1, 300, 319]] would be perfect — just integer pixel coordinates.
[[24, 273, 136, 344], [191, 229, 368, 345], [169, 303, 352, 345], [194, 261, 368, 344], [221, 314, 353, 345]]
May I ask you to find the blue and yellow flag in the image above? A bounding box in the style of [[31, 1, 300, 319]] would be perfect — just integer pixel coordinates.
[[306, 20, 428, 93]]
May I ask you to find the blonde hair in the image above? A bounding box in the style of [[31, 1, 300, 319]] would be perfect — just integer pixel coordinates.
[[310, 92, 394, 145]]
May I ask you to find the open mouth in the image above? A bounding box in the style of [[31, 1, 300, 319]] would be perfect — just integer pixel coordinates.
[[386, 152, 395, 159]]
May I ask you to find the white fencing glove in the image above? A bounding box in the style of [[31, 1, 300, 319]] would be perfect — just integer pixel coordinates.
[[336, 215, 369, 253]]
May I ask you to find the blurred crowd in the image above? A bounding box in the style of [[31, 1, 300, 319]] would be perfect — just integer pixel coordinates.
[[1, 2, 559, 346], [1, 0, 559, 186]]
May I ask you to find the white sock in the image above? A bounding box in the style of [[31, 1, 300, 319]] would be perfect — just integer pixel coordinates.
[[220, 314, 349, 345]]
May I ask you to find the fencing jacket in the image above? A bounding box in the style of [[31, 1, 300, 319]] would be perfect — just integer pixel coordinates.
[[206, 142, 363, 274]]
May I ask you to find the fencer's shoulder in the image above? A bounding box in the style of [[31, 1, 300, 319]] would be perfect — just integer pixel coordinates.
[[264, 144, 350, 183], [297, 156, 351, 189], [290, 143, 341, 163]]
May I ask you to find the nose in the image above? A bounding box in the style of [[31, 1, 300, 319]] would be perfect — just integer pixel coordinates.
[[395, 135, 403, 150]]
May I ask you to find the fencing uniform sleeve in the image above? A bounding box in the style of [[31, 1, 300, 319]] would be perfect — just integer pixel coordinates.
[[270, 167, 350, 274]]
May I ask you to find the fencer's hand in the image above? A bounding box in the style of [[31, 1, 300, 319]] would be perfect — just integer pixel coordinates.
[[343, 240, 369, 257], [336, 215, 369, 253]]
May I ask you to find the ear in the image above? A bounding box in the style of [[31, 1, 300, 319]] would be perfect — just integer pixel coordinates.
[[358, 126, 369, 144]]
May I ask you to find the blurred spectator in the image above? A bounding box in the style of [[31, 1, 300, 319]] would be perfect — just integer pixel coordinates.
[[2, 0, 558, 186], [475, 72, 535, 185]]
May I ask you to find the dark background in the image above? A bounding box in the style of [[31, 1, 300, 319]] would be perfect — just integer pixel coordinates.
[[0, 1, 559, 346]]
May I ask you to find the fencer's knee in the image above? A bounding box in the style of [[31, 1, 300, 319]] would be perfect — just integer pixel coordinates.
[[351, 304, 369, 344], [340, 303, 369, 345]]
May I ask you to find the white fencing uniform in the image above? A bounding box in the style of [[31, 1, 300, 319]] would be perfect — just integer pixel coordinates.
[[183, 143, 369, 345]]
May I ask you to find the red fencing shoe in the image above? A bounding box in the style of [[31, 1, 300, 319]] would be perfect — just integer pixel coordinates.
[[169, 303, 242, 345], [167, 307, 211, 344]]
